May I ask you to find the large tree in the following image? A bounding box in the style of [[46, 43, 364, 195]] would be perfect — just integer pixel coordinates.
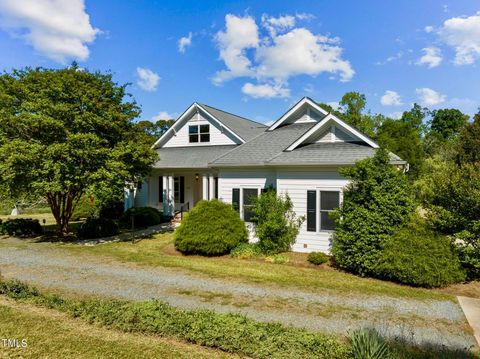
[[338, 92, 382, 137], [0, 65, 157, 235], [134, 119, 175, 143]]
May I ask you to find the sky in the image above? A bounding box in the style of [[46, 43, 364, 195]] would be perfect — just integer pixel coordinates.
[[0, 0, 479, 125]]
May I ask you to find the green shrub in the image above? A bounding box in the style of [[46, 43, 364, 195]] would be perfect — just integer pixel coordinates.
[[375, 219, 466, 288], [308, 252, 329, 265], [265, 254, 289, 264], [230, 243, 262, 259], [120, 207, 163, 228], [332, 149, 415, 276], [348, 329, 392, 359], [251, 189, 304, 254], [72, 194, 96, 220], [98, 199, 125, 220], [0, 280, 351, 359], [0, 280, 39, 299], [175, 200, 248, 256], [0, 218, 43, 237], [77, 217, 119, 239]]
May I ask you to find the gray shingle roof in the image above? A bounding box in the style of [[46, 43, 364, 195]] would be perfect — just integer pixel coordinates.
[[268, 142, 405, 165], [154, 145, 237, 169], [211, 123, 315, 166], [200, 104, 267, 142]]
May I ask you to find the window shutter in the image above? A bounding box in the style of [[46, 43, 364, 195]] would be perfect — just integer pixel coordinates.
[[307, 190, 316, 232], [180, 176, 185, 203], [232, 188, 240, 212], [159, 176, 163, 202]]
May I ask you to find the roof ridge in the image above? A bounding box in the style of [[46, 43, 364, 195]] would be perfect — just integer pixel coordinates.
[[200, 103, 267, 127]]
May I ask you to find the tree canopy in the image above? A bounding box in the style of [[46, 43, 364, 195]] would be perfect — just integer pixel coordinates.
[[0, 65, 157, 235]]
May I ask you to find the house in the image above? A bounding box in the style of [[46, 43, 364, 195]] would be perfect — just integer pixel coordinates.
[[126, 97, 405, 253]]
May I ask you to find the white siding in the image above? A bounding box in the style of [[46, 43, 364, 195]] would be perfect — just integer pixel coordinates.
[[218, 169, 276, 203], [163, 111, 238, 148], [276, 168, 348, 253]]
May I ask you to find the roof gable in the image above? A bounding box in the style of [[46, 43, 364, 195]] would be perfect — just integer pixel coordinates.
[[153, 103, 262, 149], [285, 113, 379, 151], [267, 97, 329, 131]]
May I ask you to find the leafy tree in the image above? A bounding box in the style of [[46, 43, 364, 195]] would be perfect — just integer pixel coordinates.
[[251, 189, 304, 254], [455, 112, 480, 165], [430, 108, 469, 140], [376, 118, 424, 178], [338, 92, 382, 137], [331, 149, 415, 276], [135, 119, 175, 143], [0, 65, 157, 235], [400, 103, 428, 135]]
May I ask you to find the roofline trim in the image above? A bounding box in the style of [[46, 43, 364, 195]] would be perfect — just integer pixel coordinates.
[[285, 113, 380, 151], [267, 97, 329, 131]]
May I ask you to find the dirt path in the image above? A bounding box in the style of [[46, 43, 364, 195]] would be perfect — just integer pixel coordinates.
[[0, 238, 476, 351]]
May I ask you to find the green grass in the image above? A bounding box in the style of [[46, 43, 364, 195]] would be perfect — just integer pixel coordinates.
[[0, 298, 234, 359], [55, 233, 452, 301]]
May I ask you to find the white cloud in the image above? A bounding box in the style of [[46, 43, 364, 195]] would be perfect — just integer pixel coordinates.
[[0, 0, 99, 63], [376, 51, 403, 65], [136, 67, 160, 92], [416, 87, 446, 106], [437, 11, 480, 65], [381, 90, 403, 106], [241, 82, 290, 99], [295, 12, 315, 21], [178, 32, 192, 53], [388, 111, 403, 120], [149, 111, 176, 121], [416, 47, 442, 68], [213, 13, 354, 98], [424, 25, 434, 33]]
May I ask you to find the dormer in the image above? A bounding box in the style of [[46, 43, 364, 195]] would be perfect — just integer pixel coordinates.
[[267, 97, 329, 130]]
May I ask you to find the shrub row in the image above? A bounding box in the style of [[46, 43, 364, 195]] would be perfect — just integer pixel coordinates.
[[0, 218, 43, 237], [0, 280, 351, 359], [120, 207, 164, 228], [77, 217, 119, 239]]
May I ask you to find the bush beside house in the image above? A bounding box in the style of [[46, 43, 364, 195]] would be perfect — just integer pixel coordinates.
[[175, 200, 248, 256], [77, 217, 119, 239], [0, 218, 43, 237], [120, 207, 163, 228]]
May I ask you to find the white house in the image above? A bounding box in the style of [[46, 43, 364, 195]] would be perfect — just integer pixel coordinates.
[[127, 97, 404, 253]]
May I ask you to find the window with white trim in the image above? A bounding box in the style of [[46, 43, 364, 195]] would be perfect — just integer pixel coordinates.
[[306, 190, 341, 231], [189, 124, 210, 143], [232, 188, 259, 222]]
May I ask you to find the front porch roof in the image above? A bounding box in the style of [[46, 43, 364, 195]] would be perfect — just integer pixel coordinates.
[[153, 145, 237, 169]]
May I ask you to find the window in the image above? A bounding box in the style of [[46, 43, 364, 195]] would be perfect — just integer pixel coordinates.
[[243, 188, 258, 222], [189, 124, 210, 143], [159, 176, 164, 202], [306, 190, 340, 232], [232, 188, 259, 221], [320, 191, 339, 230], [173, 176, 185, 203]]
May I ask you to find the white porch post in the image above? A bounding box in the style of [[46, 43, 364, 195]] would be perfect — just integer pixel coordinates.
[[162, 175, 168, 214], [209, 174, 215, 200], [202, 174, 208, 200], [168, 175, 174, 215]]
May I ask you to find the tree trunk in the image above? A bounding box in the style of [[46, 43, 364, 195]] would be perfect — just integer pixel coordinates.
[[46, 190, 81, 237]]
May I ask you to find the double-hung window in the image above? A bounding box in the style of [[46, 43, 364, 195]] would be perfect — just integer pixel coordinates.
[[189, 124, 210, 143], [232, 188, 259, 222], [306, 190, 340, 231]]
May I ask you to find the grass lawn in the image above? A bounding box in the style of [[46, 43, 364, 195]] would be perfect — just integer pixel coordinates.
[[56, 232, 454, 301], [0, 297, 235, 359]]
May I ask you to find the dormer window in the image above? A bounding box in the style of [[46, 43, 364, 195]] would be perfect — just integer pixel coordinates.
[[189, 124, 210, 143]]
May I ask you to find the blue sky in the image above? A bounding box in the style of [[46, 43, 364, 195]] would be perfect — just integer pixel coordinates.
[[0, 0, 479, 124]]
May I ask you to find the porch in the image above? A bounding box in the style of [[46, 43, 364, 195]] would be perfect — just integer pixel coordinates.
[[142, 170, 219, 216]]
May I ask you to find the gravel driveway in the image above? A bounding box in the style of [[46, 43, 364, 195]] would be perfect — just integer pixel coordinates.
[[0, 238, 476, 351]]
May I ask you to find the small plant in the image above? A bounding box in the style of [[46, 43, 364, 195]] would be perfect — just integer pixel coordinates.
[[251, 189, 304, 254], [230, 243, 262, 259], [0, 218, 43, 237], [349, 328, 392, 359], [120, 207, 163, 228], [0, 279, 39, 299], [308, 252, 329, 265], [77, 217, 119, 239], [175, 200, 248, 256], [265, 254, 289, 264]]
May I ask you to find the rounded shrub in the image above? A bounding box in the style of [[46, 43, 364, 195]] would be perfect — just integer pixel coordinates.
[[308, 252, 329, 265], [120, 207, 163, 228], [77, 217, 119, 239], [0, 218, 43, 237], [375, 219, 466, 288], [175, 200, 248, 256]]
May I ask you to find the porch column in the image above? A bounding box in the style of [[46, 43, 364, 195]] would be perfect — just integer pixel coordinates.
[[168, 175, 174, 215], [202, 174, 208, 200], [162, 175, 168, 214], [209, 174, 215, 200]]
